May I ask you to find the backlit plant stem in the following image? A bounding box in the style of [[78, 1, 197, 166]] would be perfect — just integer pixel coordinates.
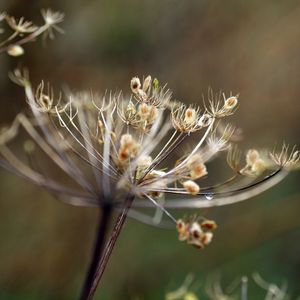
[[79, 204, 113, 300], [86, 194, 135, 300]]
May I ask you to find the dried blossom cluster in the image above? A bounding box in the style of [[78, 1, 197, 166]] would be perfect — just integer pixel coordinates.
[[176, 218, 217, 249], [0, 9, 64, 56], [0, 71, 299, 249]]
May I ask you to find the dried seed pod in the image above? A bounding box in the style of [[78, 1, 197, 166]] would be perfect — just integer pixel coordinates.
[[142, 75, 152, 92], [176, 219, 189, 241], [201, 220, 217, 230], [224, 96, 238, 110], [184, 108, 197, 125], [198, 114, 212, 127], [7, 45, 24, 57], [189, 222, 203, 239], [201, 232, 213, 245], [183, 180, 200, 195], [131, 77, 141, 93]]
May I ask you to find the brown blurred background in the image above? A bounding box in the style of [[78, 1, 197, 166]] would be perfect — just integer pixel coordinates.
[[0, 0, 300, 299]]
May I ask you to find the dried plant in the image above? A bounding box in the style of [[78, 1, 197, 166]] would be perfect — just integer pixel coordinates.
[[0, 9, 299, 300], [166, 273, 294, 300], [0, 9, 64, 56], [0, 71, 298, 299]]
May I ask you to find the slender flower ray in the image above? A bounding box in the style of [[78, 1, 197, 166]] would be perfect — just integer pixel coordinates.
[[49, 115, 119, 181], [143, 193, 177, 223], [61, 108, 119, 176], [76, 102, 105, 192], [64, 139, 118, 181], [138, 168, 282, 196], [22, 82, 98, 194], [134, 169, 288, 209], [141, 132, 188, 180], [1, 113, 97, 195], [55, 108, 118, 180], [199, 174, 239, 192], [22, 114, 97, 195], [102, 105, 112, 197], [139, 170, 261, 196], [0, 145, 93, 198], [137, 114, 169, 160], [165, 118, 215, 176], [151, 129, 178, 164], [99, 104, 119, 158], [126, 209, 173, 228]]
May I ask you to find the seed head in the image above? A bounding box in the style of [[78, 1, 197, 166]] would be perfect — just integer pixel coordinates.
[[7, 45, 24, 56], [201, 232, 213, 245], [190, 222, 203, 239], [270, 144, 300, 170], [131, 77, 141, 93], [198, 114, 212, 127], [184, 107, 197, 125], [0, 71, 297, 254], [183, 180, 200, 195], [246, 149, 260, 166], [201, 220, 217, 230], [224, 96, 238, 111], [142, 75, 152, 92], [176, 219, 189, 241]]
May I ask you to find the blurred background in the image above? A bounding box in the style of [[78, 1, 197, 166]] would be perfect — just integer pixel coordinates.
[[0, 0, 300, 299]]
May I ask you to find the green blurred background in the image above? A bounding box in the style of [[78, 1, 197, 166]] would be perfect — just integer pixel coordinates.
[[0, 0, 300, 299]]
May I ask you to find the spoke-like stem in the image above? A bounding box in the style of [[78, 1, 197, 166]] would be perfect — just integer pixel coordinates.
[[86, 194, 135, 300], [79, 205, 113, 300]]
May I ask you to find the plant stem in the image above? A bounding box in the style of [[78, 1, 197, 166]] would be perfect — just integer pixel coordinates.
[[86, 194, 135, 300], [79, 205, 113, 300]]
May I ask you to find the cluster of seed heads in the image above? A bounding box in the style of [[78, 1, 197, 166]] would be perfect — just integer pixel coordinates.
[[176, 218, 217, 249], [0, 70, 299, 249], [0, 9, 64, 56]]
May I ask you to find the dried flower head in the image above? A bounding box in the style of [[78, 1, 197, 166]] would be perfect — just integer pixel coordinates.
[[0, 9, 64, 56], [41, 9, 64, 39], [270, 144, 300, 170], [131, 76, 172, 107], [0, 71, 298, 255], [6, 16, 37, 33], [204, 89, 239, 118], [176, 217, 216, 249], [171, 104, 202, 132]]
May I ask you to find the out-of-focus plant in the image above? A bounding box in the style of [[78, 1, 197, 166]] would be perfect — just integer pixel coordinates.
[[0, 9, 64, 56], [0, 7, 299, 300], [166, 273, 296, 300]]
